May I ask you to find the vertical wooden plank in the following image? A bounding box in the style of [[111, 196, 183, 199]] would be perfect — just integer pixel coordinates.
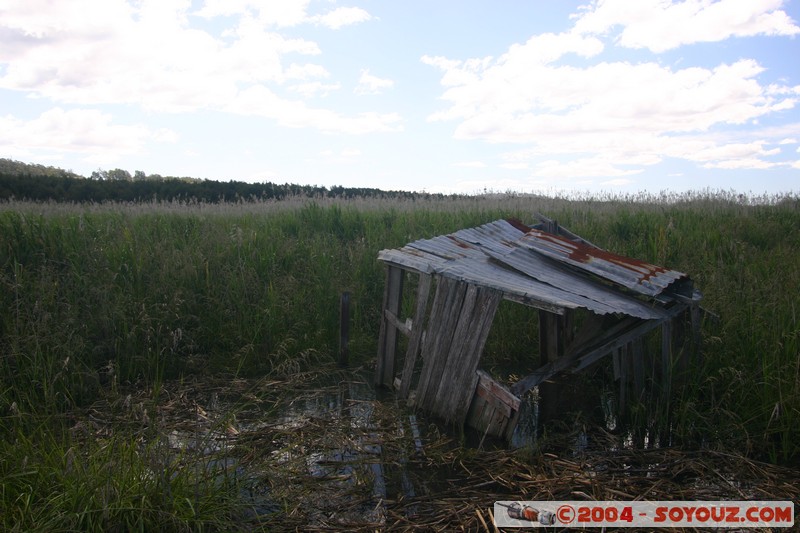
[[673, 307, 688, 379], [415, 278, 468, 409], [538, 310, 563, 422], [539, 310, 562, 364], [428, 283, 480, 415], [632, 337, 645, 402], [437, 287, 502, 424], [374, 265, 404, 387], [398, 273, 433, 399], [612, 347, 621, 380], [661, 319, 672, 402], [618, 343, 630, 415], [690, 303, 702, 365], [411, 276, 451, 399]]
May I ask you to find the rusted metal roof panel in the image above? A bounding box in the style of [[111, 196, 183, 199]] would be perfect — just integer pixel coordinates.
[[517, 229, 690, 298], [378, 218, 697, 319]]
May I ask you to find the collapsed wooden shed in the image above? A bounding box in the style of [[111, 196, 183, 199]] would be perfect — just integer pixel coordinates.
[[374, 216, 702, 442]]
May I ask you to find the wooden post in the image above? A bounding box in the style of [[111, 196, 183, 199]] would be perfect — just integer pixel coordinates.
[[632, 337, 645, 402], [538, 310, 564, 423], [690, 303, 702, 365], [661, 319, 673, 403], [339, 291, 350, 367], [375, 266, 404, 387], [618, 343, 631, 416]]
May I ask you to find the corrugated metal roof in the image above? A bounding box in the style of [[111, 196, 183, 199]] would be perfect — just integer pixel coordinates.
[[377, 219, 698, 320]]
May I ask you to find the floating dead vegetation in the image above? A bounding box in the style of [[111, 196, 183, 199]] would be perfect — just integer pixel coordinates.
[[72, 364, 798, 532]]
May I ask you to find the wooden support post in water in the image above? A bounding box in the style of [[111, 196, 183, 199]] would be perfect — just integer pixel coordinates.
[[339, 291, 350, 367]]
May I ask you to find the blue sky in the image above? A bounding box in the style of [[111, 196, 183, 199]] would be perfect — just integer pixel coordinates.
[[1, 0, 798, 196]]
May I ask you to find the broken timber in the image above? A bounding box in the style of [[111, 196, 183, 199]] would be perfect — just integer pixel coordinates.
[[374, 216, 703, 442]]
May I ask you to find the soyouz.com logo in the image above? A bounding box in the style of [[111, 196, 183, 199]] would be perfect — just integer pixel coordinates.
[[493, 500, 795, 528]]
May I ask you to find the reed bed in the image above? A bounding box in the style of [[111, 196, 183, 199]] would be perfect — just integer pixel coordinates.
[[1, 191, 799, 530], [7, 363, 796, 531]]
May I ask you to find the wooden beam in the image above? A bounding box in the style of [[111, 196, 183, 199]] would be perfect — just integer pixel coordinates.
[[510, 306, 689, 397], [511, 315, 640, 396], [384, 309, 411, 337]]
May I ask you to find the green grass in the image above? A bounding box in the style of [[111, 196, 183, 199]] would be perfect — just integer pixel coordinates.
[[1, 191, 799, 529]]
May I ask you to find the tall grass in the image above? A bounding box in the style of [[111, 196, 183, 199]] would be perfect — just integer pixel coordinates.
[[0, 190, 798, 528]]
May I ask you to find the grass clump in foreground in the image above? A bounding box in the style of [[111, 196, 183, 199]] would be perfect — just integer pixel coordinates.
[[1, 416, 241, 532], [0, 190, 799, 529]]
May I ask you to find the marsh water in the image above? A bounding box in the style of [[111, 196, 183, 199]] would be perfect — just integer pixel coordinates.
[[143, 366, 685, 529]]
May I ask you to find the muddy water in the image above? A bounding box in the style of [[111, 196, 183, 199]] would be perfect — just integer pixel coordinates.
[[118, 367, 798, 530]]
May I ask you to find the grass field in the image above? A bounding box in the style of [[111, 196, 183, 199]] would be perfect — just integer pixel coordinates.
[[1, 191, 798, 530]]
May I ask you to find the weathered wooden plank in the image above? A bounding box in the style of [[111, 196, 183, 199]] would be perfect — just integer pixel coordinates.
[[619, 344, 630, 415], [540, 310, 561, 364], [375, 265, 404, 387], [435, 287, 502, 423], [661, 319, 672, 401], [430, 283, 481, 417], [398, 273, 433, 399], [384, 309, 411, 337], [632, 338, 645, 401], [467, 370, 522, 439], [502, 292, 566, 315], [690, 303, 702, 366], [474, 382, 511, 418], [415, 278, 468, 410], [476, 370, 520, 411], [467, 394, 491, 435], [417, 277, 464, 407]]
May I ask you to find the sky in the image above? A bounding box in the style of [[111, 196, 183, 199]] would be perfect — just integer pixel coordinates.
[[1, 0, 799, 196]]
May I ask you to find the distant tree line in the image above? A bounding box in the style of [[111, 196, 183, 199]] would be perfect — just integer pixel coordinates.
[[0, 158, 438, 203]]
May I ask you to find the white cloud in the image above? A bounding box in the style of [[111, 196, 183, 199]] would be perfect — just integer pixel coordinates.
[[354, 69, 394, 95], [424, 1, 799, 181], [703, 158, 778, 170], [288, 81, 341, 98], [0, 0, 391, 134], [779, 138, 797, 144], [196, 1, 372, 30], [600, 177, 635, 187], [453, 161, 487, 168], [532, 157, 645, 180], [312, 7, 373, 30], [228, 85, 402, 133], [195, 0, 310, 28], [573, 0, 800, 53], [0, 107, 175, 162]]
